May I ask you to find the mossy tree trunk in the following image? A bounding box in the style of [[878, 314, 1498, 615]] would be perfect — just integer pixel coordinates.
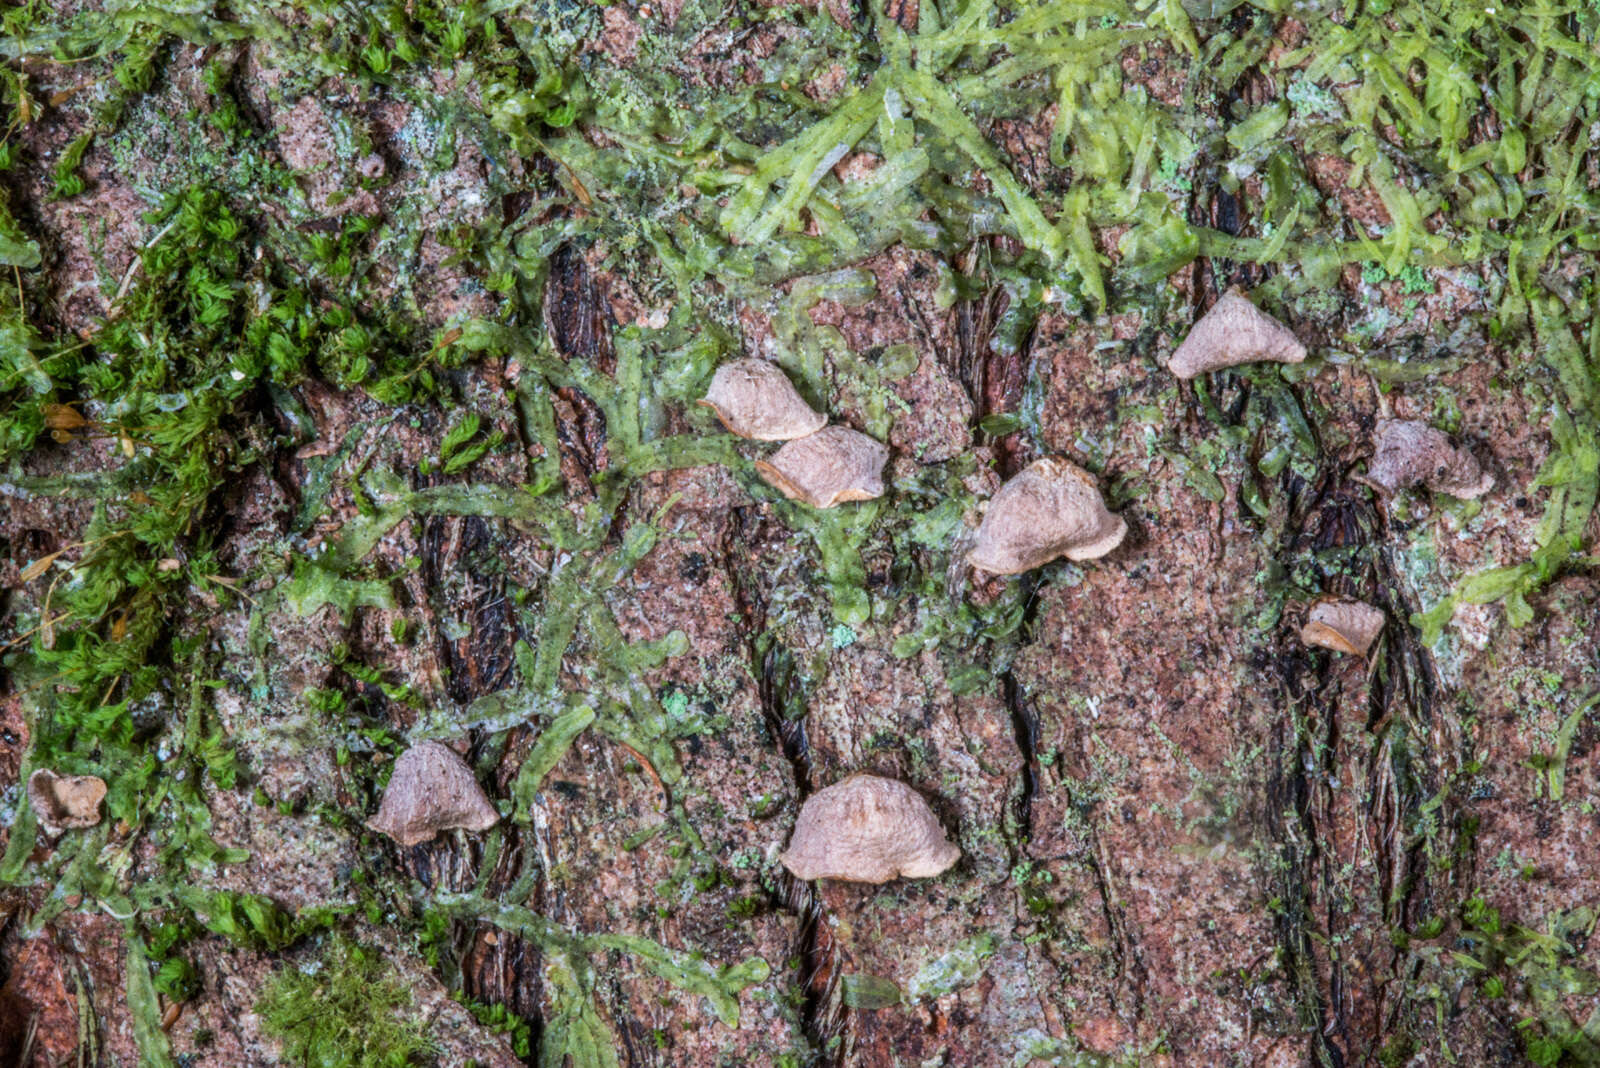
[[3, 3, 1599, 1067]]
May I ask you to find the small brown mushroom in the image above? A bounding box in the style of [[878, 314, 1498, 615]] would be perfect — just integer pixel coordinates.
[[967, 457, 1126, 575], [366, 741, 499, 846], [699, 359, 827, 441], [755, 425, 888, 508], [1366, 419, 1493, 498], [1300, 597, 1386, 657], [27, 769, 107, 836], [780, 774, 960, 884], [1168, 288, 1307, 379]]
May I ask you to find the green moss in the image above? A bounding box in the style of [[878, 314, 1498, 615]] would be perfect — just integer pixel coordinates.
[[257, 936, 435, 1068], [456, 996, 533, 1058]]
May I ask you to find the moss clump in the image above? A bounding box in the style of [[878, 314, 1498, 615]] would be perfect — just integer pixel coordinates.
[[256, 937, 436, 1068]]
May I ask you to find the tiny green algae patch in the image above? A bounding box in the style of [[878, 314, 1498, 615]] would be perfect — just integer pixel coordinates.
[[2, 0, 1599, 1064]]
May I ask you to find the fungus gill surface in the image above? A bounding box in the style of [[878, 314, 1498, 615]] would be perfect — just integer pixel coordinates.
[[1300, 597, 1387, 657], [366, 741, 500, 846], [1167, 288, 1307, 379], [1366, 418, 1495, 498], [699, 358, 827, 441], [755, 425, 889, 508], [780, 774, 960, 883], [967, 457, 1126, 575], [26, 770, 109, 836]]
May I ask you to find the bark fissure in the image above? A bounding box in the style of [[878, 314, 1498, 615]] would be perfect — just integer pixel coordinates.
[[1263, 467, 1468, 1062], [723, 509, 848, 1065], [1262, 473, 1345, 1066], [1003, 671, 1038, 847]]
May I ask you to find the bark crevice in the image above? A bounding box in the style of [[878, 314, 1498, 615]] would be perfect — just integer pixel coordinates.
[[724, 509, 848, 1065]]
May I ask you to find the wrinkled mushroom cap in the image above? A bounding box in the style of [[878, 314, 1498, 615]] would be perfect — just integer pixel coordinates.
[[1168, 288, 1307, 379], [1367, 419, 1494, 498], [967, 457, 1126, 575], [1300, 596, 1386, 657], [367, 741, 499, 846], [699, 359, 827, 441], [755, 425, 888, 508], [780, 774, 960, 884], [27, 769, 107, 836]]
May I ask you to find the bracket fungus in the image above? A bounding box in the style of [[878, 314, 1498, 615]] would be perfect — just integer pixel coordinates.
[[1300, 597, 1386, 657], [1366, 418, 1494, 499], [699, 359, 827, 441], [967, 457, 1126, 575], [1168, 288, 1307, 379], [27, 769, 107, 836], [755, 425, 888, 508], [366, 741, 499, 846], [780, 774, 960, 883]]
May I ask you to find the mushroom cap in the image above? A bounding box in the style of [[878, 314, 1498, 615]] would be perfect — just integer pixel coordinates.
[[1300, 596, 1386, 657], [967, 457, 1127, 575], [699, 359, 827, 441], [366, 741, 499, 846], [755, 425, 888, 508], [1367, 419, 1494, 498], [780, 774, 960, 884], [1168, 289, 1307, 379], [27, 769, 107, 836]]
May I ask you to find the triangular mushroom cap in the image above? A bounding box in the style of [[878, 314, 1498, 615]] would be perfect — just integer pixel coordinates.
[[755, 425, 888, 508], [27, 769, 107, 836], [780, 774, 960, 884], [1168, 289, 1306, 379], [699, 359, 827, 441], [967, 457, 1126, 575], [1367, 419, 1494, 498], [366, 741, 499, 846], [1300, 597, 1386, 657]]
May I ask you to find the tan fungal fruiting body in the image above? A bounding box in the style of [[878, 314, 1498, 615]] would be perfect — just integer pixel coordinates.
[[756, 425, 888, 508], [27, 769, 107, 835], [366, 741, 499, 846], [967, 458, 1126, 574], [1367, 419, 1494, 498], [699, 359, 826, 441], [780, 774, 960, 883], [1300, 597, 1386, 657], [1168, 288, 1307, 379]]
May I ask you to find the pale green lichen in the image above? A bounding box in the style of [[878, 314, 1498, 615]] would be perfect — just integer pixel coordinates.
[[905, 931, 997, 1000]]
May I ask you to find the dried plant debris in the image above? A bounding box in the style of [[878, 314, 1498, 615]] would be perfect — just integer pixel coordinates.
[[1168, 288, 1307, 379], [1366, 418, 1494, 498], [699, 359, 827, 441], [780, 774, 960, 884], [967, 457, 1126, 575], [755, 425, 889, 507], [1300, 597, 1386, 657], [27, 769, 107, 836], [366, 742, 500, 846]]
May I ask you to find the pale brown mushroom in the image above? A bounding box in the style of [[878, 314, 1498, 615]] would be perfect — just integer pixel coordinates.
[[27, 769, 107, 836], [1168, 288, 1307, 379], [699, 359, 827, 441], [755, 425, 888, 508], [1300, 597, 1386, 657], [1366, 419, 1493, 498], [967, 457, 1126, 575], [780, 774, 960, 883], [366, 741, 499, 846]]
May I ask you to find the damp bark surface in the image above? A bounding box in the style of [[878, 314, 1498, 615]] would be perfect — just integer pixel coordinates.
[[3, 6, 1599, 1068]]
